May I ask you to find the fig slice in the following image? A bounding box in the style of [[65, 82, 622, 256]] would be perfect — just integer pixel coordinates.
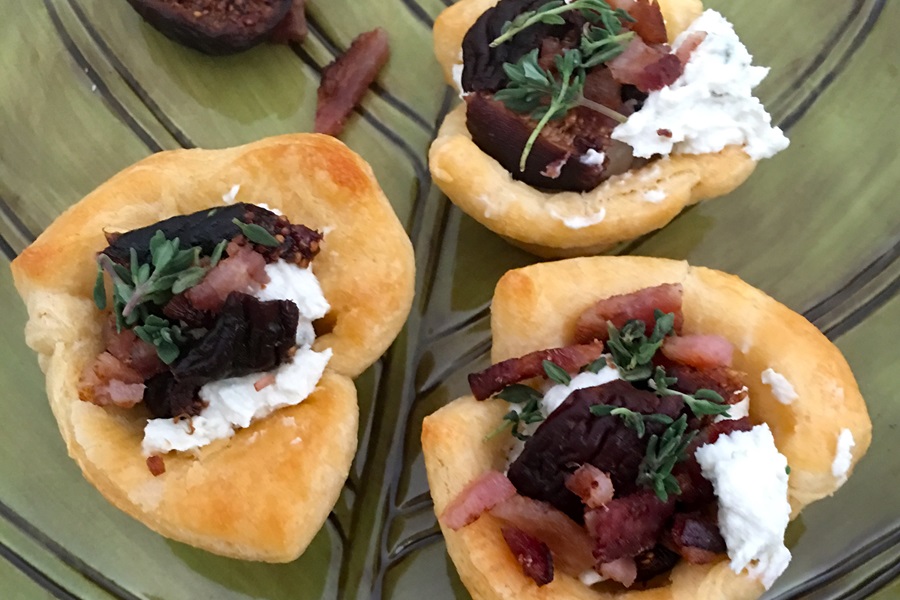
[[126, 0, 293, 55]]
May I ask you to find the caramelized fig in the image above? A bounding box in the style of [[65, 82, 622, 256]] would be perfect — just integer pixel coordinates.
[[126, 0, 293, 55]]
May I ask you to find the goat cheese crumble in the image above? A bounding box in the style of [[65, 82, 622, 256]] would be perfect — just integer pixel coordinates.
[[541, 366, 621, 415], [142, 260, 332, 455], [761, 368, 799, 404], [831, 428, 855, 483], [611, 10, 789, 160], [695, 424, 792, 589]]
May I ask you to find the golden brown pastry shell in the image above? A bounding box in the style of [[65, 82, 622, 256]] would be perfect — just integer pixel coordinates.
[[422, 256, 871, 599], [11, 133, 415, 561], [429, 0, 756, 258]]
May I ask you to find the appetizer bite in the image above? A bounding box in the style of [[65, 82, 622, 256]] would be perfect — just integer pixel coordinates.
[[11, 134, 415, 562], [422, 257, 870, 598], [430, 0, 789, 257]]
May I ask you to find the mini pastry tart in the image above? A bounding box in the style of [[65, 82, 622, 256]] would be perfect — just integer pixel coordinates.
[[430, 0, 788, 257], [422, 256, 871, 599], [11, 134, 415, 562]]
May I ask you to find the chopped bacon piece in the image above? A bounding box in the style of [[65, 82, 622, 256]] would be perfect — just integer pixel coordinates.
[[598, 556, 638, 587], [315, 28, 390, 136], [607, 0, 668, 44], [103, 319, 166, 379], [146, 455, 166, 477], [664, 363, 747, 404], [491, 495, 595, 575], [675, 31, 707, 65], [501, 527, 554, 586], [574, 283, 683, 344], [706, 416, 752, 444], [668, 512, 726, 564], [468, 341, 604, 401], [585, 489, 675, 563], [186, 243, 269, 312], [565, 465, 615, 509], [254, 373, 277, 392], [441, 470, 517, 530], [662, 334, 734, 369], [78, 352, 148, 408], [269, 0, 307, 44], [607, 38, 683, 93]]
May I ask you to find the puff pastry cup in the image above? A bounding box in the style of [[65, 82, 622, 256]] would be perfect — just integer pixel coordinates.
[[429, 0, 759, 258], [11, 133, 415, 562], [422, 256, 871, 599]]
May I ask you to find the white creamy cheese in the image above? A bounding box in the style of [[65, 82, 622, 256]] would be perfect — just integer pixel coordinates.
[[761, 368, 799, 405], [611, 10, 789, 160], [141, 260, 332, 455], [548, 206, 607, 229], [222, 184, 240, 204], [579, 149, 606, 166], [255, 202, 284, 216], [695, 424, 792, 589], [579, 569, 606, 586], [715, 394, 750, 422], [142, 346, 332, 455], [541, 366, 621, 416], [831, 428, 855, 483], [642, 189, 666, 203]]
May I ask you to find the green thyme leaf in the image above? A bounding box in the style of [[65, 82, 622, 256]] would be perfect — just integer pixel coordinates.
[[491, 0, 630, 47], [134, 315, 187, 365], [496, 384, 544, 405], [785, 466, 791, 475], [209, 239, 228, 268], [650, 367, 731, 418], [590, 404, 674, 438], [584, 357, 607, 374], [488, 383, 545, 441], [542, 360, 572, 386], [606, 313, 675, 381], [232, 218, 280, 247], [637, 414, 697, 501], [93, 264, 107, 310]]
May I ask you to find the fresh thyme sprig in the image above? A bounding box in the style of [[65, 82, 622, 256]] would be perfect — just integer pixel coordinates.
[[232, 218, 280, 247], [94, 231, 215, 362], [605, 310, 675, 381], [133, 315, 187, 365], [590, 404, 673, 438], [637, 414, 697, 501], [490, 0, 634, 48], [487, 384, 546, 441], [649, 366, 731, 418], [542, 359, 572, 385]]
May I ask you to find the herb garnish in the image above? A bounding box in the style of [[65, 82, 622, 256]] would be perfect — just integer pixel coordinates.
[[590, 404, 673, 438], [649, 367, 731, 418], [487, 384, 546, 441], [133, 315, 187, 365], [490, 0, 634, 48], [606, 310, 675, 381], [94, 231, 212, 362], [542, 359, 572, 385], [232, 218, 280, 247], [636, 414, 697, 501]]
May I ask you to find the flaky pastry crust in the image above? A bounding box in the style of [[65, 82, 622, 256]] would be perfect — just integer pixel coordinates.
[[429, 0, 756, 258], [422, 256, 871, 599], [11, 134, 415, 561]]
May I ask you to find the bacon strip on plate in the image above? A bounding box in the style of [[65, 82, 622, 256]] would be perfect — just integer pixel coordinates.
[[468, 341, 604, 400], [315, 28, 390, 136]]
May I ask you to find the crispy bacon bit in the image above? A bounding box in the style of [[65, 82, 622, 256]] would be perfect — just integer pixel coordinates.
[[585, 489, 675, 563], [607, 37, 683, 93], [254, 373, 277, 392], [441, 470, 517, 530], [707, 416, 752, 444], [574, 283, 684, 343], [491, 495, 595, 575], [541, 154, 570, 179], [186, 243, 269, 312], [598, 556, 638, 587], [675, 31, 707, 65], [315, 28, 390, 136], [79, 352, 147, 408], [668, 512, 727, 564], [103, 318, 166, 378], [468, 341, 604, 401], [662, 334, 734, 369], [501, 527, 554, 586], [565, 465, 615, 509], [607, 0, 668, 44], [665, 363, 747, 404], [656, 128, 672, 138], [269, 0, 307, 44], [146, 455, 166, 477]]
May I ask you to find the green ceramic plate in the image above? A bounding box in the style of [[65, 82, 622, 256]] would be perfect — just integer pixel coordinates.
[[0, 0, 897, 598]]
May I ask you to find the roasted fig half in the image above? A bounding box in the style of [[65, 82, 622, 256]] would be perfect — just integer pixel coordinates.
[[127, 0, 294, 55]]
